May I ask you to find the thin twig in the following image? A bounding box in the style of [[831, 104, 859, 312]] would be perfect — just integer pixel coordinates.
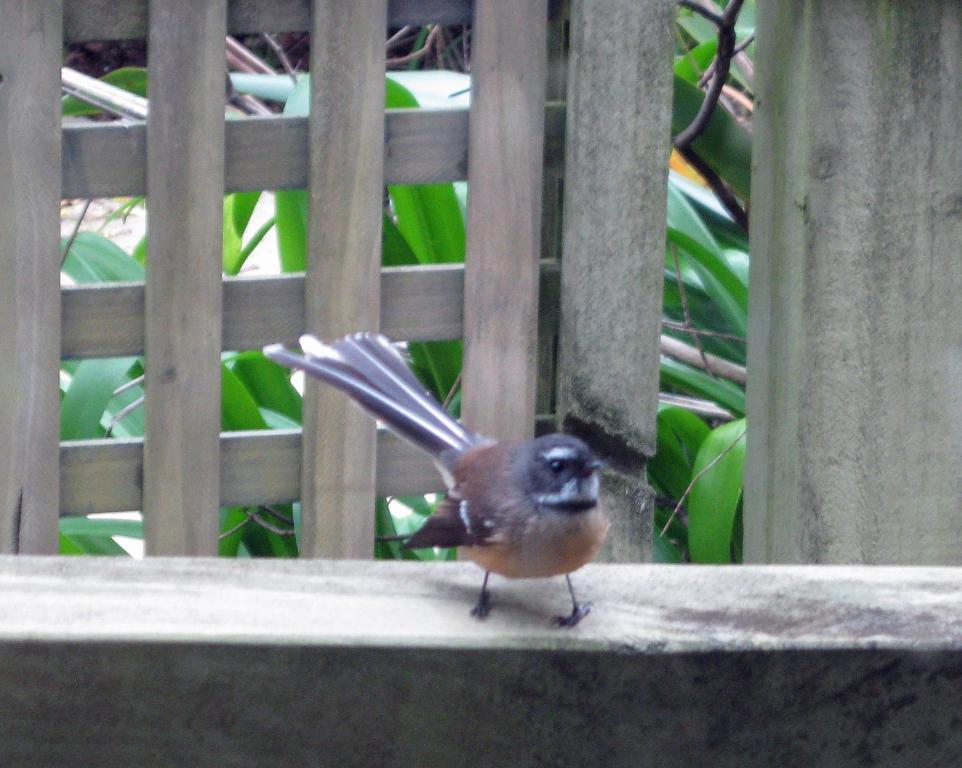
[[261, 505, 294, 525], [670, 243, 713, 376], [104, 395, 145, 437], [674, 0, 744, 151], [386, 25, 414, 50], [658, 392, 733, 421], [677, 0, 722, 25], [112, 374, 145, 398], [387, 25, 440, 67], [219, 517, 250, 541], [248, 509, 296, 536], [662, 320, 746, 343], [661, 334, 747, 385], [442, 371, 462, 410], [225, 36, 275, 74], [260, 33, 298, 82], [659, 428, 746, 536], [61, 199, 92, 268], [678, 146, 749, 231]]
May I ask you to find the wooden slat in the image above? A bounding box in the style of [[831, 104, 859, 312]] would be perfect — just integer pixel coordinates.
[[746, 2, 962, 564], [0, 1, 63, 554], [143, 2, 226, 555], [300, 0, 387, 559], [557, 0, 675, 562], [3, 558, 962, 766], [61, 107, 568, 200], [60, 431, 439, 515], [63, 0, 470, 42], [61, 264, 560, 359], [462, 1, 548, 440]]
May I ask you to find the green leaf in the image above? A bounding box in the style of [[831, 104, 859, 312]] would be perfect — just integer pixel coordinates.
[[61, 231, 145, 283], [687, 419, 746, 563], [230, 352, 302, 424], [675, 39, 717, 85], [660, 356, 745, 416], [667, 184, 747, 336], [671, 74, 752, 199], [59, 533, 87, 555], [221, 363, 268, 431], [223, 191, 263, 275], [61, 357, 138, 439], [648, 405, 710, 500], [61, 67, 147, 116], [60, 516, 143, 539]]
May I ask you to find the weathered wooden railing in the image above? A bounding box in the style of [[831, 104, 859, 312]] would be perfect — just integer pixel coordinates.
[[1, 0, 960, 765]]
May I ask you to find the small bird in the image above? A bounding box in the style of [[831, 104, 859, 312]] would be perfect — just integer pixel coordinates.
[[264, 333, 608, 627]]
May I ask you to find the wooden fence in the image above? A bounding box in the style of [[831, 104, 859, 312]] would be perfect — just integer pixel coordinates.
[[3, 0, 627, 557], [1, 0, 960, 765]]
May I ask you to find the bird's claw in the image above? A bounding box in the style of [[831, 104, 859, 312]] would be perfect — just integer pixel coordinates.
[[470, 592, 491, 620], [552, 601, 592, 628]]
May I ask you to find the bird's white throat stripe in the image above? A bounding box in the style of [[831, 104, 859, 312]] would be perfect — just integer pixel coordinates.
[[459, 499, 472, 535], [535, 473, 599, 506], [541, 446, 578, 462]]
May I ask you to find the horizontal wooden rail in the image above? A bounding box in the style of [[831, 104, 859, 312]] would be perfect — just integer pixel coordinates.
[[61, 262, 560, 359], [60, 429, 439, 515], [62, 106, 566, 200], [1, 558, 961, 765], [63, 0, 472, 42]]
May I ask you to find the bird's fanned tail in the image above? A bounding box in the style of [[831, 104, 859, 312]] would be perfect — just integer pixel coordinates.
[[264, 333, 482, 460]]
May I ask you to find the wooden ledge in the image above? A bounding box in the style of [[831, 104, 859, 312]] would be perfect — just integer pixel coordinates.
[[2, 558, 960, 650], [2, 559, 961, 766]]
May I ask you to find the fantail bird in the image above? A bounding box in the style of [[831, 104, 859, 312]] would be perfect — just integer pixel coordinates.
[[264, 333, 608, 627]]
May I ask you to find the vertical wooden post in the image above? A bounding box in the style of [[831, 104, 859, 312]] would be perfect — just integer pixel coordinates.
[[556, 0, 675, 561], [462, 0, 548, 440], [0, 1, 63, 554], [144, 1, 226, 555], [300, 0, 386, 558], [746, 2, 962, 563]]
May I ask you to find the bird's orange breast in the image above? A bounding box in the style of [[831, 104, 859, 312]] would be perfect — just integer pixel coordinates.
[[461, 505, 609, 579]]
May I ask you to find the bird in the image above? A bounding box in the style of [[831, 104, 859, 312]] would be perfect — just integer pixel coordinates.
[[263, 332, 608, 627]]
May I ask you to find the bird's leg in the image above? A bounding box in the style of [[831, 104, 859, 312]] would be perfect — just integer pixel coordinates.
[[552, 574, 592, 628], [470, 571, 492, 619]]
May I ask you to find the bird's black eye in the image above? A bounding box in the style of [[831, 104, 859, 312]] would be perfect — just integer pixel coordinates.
[[549, 459, 566, 473]]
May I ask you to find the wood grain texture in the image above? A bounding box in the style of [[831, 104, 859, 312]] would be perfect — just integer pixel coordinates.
[[61, 264, 560, 359], [0, 1, 62, 554], [461, 0, 548, 440], [62, 107, 568, 199], [59, 430, 439, 515], [2, 557, 962, 766], [63, 0, 470, 42], [144, 1, 226, 555], [301, 0, 387, 559], [746, 2, 962, 564], [556, 0, 675, 563], [558, 0, 673, 457]]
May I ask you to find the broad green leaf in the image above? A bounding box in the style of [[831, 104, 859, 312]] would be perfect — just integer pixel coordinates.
[[61, 231, 145, 283], [231, 352, 302, 423], [660, 356, 746, 416], [648, 405, 711, 500], [675, 40, 717, 84], [687, 418, 746, 563], [59, 533, 86, 555], [223, 191, 262, 275], [671, 74, 752, 199], [222, 363, 268, 431], [60, 516, 143, 539], [61, 67, 147, 116], [61, 357, 138, 439]]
